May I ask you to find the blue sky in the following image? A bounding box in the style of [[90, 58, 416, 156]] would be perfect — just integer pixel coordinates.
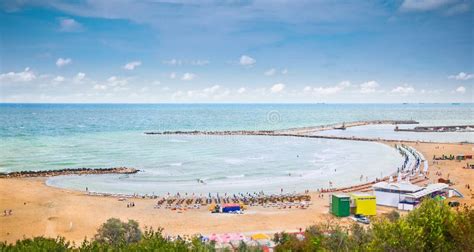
[[0, 0, 472, 103]]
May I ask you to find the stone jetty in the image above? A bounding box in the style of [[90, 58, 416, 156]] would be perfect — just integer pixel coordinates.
[[0, 167, 139, 178], [144, 120, 419, 136], [395, 125, 474, 133]]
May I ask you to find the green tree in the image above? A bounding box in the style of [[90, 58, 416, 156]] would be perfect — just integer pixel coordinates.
[[385, 210, 400, 222], [348, 223, 372, 251], [0, 237, 71, 251], [369, 217, 425, 251], [406, 199, 455, 251], [449, 204, 474, 251], [94, 218, 142, 247]]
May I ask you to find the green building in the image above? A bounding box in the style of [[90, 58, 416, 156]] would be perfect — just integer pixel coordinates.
[[331, 194, 350, 217]]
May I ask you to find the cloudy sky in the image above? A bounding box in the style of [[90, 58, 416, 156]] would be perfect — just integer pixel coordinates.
[[0, 0, 473, 103]]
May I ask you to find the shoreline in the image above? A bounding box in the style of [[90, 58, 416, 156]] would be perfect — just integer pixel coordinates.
[[1, 139, 472, 244], [5, 136, 417, 198], [43, 142, 420, 198]]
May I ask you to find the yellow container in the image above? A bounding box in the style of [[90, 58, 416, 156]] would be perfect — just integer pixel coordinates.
[[351, 193, 376, 216]]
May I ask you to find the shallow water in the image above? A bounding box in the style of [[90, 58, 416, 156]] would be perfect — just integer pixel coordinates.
[[1, 103, 472, 194], [314, 124, 473, 143], [45, 135, 403, 194]]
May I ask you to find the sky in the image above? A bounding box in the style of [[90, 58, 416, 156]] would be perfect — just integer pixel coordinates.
[[0, 0, 473, 103]]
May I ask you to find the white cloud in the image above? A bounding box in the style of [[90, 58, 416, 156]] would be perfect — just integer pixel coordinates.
[[169, 72, 177, 79], [400, 0, 454, 11], [304, 81, 350, 95], [74, 72, 86, 82], [338, 81, 351, 87], [53, 76, 65, 82], [270, 83, 285, 93], [448, 72, 474, 80], [313, 86, 344, 95], [192, 60, 210, 66], [163, 59, 181, 65], [107, 76, 128, 86], [181, 73, 196, 81], [113, 86, 129, 92], [123, 61, 142, 70], [264, 68, 276, 76], [360, 80, 380, 93], [239, 55, 256, 66], [172, 85, 231, 100], [0, 67, 36, 82], [391, 85, 415, 94], [163, 59, 209, 66], [58, 18, 83, 32], [93, 84, 107, 90], [445, 3, 470, 15], [455, 86, 466, 93], [56, 58, 72, 67], [203, 85, 220, 94], [237, 87, 246, 94], [281, 68, 288, 75]]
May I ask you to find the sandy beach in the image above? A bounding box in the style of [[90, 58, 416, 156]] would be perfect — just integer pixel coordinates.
[[1, 141, 473, 244]]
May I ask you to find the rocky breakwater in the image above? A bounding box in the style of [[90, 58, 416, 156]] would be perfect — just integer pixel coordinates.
[[0, 167, 139, 178], [144, 120, 419, 136]]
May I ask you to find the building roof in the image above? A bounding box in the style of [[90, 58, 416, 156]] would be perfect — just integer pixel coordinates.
[[372, 181, 422, 192], [333, 193, 350, 198], [405, 183, 449, 198], [350, 192, 374, 197]]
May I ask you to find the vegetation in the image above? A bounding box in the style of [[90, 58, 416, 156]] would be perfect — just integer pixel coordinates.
[[0, 199, 472, 251]]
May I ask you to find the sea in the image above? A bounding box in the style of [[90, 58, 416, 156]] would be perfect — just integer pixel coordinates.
[[0, 103, 472, 195]]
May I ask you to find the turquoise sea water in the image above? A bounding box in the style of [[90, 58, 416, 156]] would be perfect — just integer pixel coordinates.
[[1, 103, 472, 194]]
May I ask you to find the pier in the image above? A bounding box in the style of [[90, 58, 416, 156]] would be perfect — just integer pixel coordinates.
[[145, 119, 419, 136], [395, 125, 474, 133]]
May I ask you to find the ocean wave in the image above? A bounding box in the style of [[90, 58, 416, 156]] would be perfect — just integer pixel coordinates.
[[168, 139, 188, 143], [247, 155, 264, 160], [169, 162, 183, 166], [224, 158, 245, 165], [226, 174, 245, 179]]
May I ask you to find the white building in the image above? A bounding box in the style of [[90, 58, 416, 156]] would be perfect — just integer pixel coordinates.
[[372, 182, 462, 211]]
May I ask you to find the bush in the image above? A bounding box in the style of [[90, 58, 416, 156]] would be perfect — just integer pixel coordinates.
[[449, 204, 474, 251], [274, 199, 473, 252], [385, 210, 400, 222], [2, 199, 473, 251], [93, 218, 142, 246], [0, 237, 71, 251], [405, 199, 455, 251]]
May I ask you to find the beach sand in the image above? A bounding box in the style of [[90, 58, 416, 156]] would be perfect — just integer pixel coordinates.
[[1, 141, 473, 244]]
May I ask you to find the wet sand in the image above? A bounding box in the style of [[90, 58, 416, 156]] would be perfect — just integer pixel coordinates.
[[0, 141, 473, 245]]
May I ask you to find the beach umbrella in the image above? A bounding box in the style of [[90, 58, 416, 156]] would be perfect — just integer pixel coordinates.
[[251, 233, 271, 240]]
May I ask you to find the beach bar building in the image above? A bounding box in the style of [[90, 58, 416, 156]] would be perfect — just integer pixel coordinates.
[[331, 194, 350, 217], [350, 193, 376, 216], [372, 182, 461, 211]]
